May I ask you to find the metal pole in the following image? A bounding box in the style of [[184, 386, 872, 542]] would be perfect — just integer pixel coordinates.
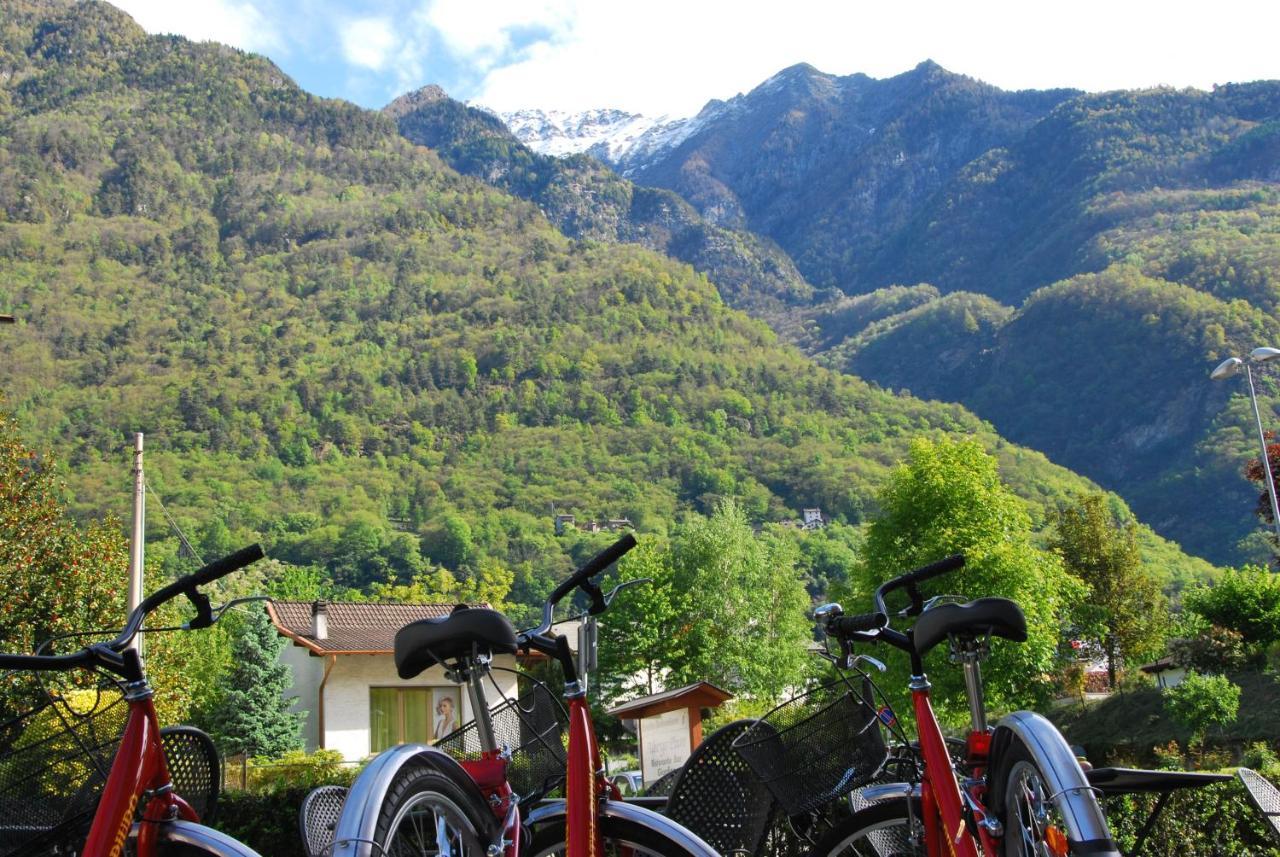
[[128, 433, 145, 655], [1245, 365, 1280, 547]]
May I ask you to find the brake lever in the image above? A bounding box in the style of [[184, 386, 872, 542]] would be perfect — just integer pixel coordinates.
[[603, 577, 651, 607], [183, 587, 216, 630], [184, 595, 269, 630]]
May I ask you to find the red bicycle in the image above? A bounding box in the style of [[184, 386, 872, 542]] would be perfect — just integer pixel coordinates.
[[0, 545, 267, 857], [319, 533, 716, 856], [738, 554, 1119, 857]]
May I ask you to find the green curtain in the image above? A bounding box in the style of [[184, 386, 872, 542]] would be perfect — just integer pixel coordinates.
[[403, 688, 430, 744], [369, 687, 397, 754]]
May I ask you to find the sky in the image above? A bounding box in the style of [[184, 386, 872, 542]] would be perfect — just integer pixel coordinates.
[[109, 0, 1280, 119]]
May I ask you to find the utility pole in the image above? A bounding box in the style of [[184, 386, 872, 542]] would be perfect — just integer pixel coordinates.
[[128, 433, 145, 655]]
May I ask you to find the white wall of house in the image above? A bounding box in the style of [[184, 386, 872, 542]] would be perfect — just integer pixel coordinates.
[[278, 644, 521, 761], [280, 644, 323, 749], [1150, 666, 1187, 689]]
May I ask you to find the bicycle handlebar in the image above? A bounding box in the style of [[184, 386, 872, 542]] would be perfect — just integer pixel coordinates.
[[831, 611, 889, 636], [873, 554, 964, 616], [522, 533, 637, 646], [0, 544, 265, 673], [821, 554, 966, 656], [548, 533, 637, 605]]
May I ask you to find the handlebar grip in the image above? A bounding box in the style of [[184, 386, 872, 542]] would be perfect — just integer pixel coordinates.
[[138, 544, 266, 617], [549, 533, 637, 605], [903, 553, 965, 586], [188, 543, 266, 588], [831, 611, 888, 637]]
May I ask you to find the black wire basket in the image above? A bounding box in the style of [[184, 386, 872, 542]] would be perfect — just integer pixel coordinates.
[[0, 669, 129, 857], [433, 676, 568, 804], [732, 675, 888, 816]]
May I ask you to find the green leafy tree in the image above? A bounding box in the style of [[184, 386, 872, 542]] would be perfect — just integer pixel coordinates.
[[1168, 625, 1249, 674], [0, 408, 125, 658], [667, 500, 811, 701], [597, 536, 684, 702], [843, 437, 1083, 719], [1183, 567, 1280, 664], [1162, 671, 1240, 745], [1049, 493, 1166, 688], [208, 606, 303, 759]]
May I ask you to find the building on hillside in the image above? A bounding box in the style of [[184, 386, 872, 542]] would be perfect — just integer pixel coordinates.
[[1139, 656, 1187, 689], [802, 508, 824, 529], [554, 514, 633, 535], [267, 600, 521, 761]]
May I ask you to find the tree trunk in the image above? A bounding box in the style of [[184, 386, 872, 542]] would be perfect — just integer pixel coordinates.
[[1106, 635, 1118, 692]]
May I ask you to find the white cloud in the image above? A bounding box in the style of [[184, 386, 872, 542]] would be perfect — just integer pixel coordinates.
[[465, 0, 1280, 117], [340, 16, 399, 72], [110, 0, 282, 54], [419, 0, 574, 68]]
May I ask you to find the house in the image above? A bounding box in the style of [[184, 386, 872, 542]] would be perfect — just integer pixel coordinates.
[[1139, 656, 1187, 689], [802, 508, 824, 529], [267, 600, 520, 761]]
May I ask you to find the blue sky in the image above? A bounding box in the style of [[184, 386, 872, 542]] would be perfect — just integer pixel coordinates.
[[110, 0, 1280, 118]]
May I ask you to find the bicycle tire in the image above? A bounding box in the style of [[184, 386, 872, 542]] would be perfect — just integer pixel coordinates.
[[991, 735, 1106, 857], [370, 760, 493, 856], [805, 798, 924, 856], [525, 813, 710, 857]]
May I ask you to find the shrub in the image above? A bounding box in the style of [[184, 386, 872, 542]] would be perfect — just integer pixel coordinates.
[[1169, 625, 1249, 673], [246, 748, 358, 793], [1162, 672, 1241, 743]]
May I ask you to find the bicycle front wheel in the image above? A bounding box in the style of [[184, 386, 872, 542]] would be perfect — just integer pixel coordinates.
[[526, 814, 710, 857], [805, 798, 924, 857], [371, 761, 492, 856]]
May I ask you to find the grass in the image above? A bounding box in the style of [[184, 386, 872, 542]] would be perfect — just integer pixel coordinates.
[[1049, 671, 1280, 765]]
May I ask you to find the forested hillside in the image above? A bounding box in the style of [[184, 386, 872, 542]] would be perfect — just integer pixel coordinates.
[[1, 0, 1215, 607], [384, 85, 817, 318]]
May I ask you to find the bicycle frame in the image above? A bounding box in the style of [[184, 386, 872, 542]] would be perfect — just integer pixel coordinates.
[[0, 546, 267, 857], [909, 675, 992, 857]]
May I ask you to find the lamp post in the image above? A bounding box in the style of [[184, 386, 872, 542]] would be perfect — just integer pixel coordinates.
[[1212, 347, 1280, 547]]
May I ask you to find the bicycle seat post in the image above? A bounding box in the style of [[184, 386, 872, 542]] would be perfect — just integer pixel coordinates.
[[949, 636, 990, 734], [453, 653, 500, 755]]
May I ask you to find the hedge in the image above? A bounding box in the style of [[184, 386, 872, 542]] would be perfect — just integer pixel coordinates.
[[1103, 779, 1280, 856], [216, 786, 312, 857]]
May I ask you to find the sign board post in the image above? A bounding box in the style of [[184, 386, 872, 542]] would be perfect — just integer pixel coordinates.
[[606, 681, 732, 788]]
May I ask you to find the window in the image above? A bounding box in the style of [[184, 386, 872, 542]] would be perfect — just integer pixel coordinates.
[[369, 687, 463, 754]]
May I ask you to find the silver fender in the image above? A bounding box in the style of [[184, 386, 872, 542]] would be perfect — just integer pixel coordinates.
[[992, 711, 1120, 856], [525, 798, 719, 857], [331, 743, 494, 857], [128, 820, 264, 856]]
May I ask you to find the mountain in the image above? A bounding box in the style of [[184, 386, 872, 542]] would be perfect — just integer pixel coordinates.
[[497, 107, 699, 169], [499, 62, 1280, 564], [385, 85, 819, 319], [0, 0, 1214, 604], [503, 61, 1076, 293]]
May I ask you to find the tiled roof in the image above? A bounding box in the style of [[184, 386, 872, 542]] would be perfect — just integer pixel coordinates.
[[267, 600, 476, 655], [606, 681, 733, 718]]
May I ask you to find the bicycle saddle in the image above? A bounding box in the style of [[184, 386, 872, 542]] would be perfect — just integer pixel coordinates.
[[911, 597, 1026, 656], [395, 607, 518, 679]]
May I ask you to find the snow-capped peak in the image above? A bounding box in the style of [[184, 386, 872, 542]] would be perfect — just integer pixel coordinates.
[[490, 106, 705, 174]]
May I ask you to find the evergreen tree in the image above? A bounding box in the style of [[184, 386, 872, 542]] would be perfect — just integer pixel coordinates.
[[209, 606, 303, 759], [1050, 493, 1165, 689]]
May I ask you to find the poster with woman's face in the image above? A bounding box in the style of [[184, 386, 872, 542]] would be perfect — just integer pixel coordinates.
[[432, 689, 461, 742]]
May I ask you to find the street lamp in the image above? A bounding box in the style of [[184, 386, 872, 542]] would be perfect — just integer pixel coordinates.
[[1212, 347, 1280, 547]]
